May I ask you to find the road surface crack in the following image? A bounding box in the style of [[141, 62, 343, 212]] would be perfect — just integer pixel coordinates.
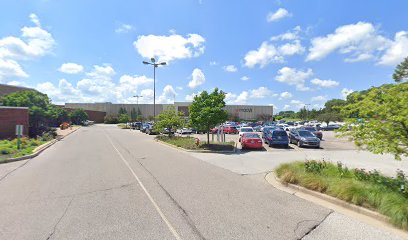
[[45, 196, 74, 240], [0, 160, 31, 183], [295, 210, 333, 240]]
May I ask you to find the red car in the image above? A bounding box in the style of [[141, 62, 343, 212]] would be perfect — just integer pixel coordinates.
[[241, 133, 263, 149], [223, 126, 238, 134]]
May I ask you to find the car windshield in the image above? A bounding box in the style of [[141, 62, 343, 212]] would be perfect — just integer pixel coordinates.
[[298, 131, 315, 137], [243, 133, 260, 138], [272, 131, 287, 136], [241, 128, 253, 132]]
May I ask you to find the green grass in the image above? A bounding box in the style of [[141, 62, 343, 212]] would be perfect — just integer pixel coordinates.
[[0, 138, 48, 162], [156, 135, 235, 151], [275, 161, 408, 230]]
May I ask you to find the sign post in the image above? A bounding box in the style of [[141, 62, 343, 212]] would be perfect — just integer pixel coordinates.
[[16, 125, 23, 150]]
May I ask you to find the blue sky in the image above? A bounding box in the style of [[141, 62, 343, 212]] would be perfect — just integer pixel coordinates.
[[0, 0, 407, 112]]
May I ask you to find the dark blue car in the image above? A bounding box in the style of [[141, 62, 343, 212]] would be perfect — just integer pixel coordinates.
[[264, 129, 289, 148]]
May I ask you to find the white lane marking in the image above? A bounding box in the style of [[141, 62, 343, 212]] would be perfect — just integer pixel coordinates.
[[105, 133, 182, 240]]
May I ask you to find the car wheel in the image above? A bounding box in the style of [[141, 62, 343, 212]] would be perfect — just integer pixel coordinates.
[[297, 140, 302, 148], [315, 145, 320, 149], [285, 144, 289, 148], [268, 143, 272, 148]]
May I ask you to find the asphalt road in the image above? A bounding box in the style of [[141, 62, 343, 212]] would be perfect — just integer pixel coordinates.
[[0, 125, 403, 239]]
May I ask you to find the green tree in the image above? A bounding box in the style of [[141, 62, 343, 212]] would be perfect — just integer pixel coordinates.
[[317, 111, 342, 125], [154, 106, 184, 136], [130, 108, 137, 121], [47, 105, 69, 126], [297, 107, 308, 120], [69, 108, 88, 125], [338, 82, 408, 160], [1, 90, 52, 136], [393, 56, 408, 82], [324, 99, 347, 113], [118, 114, 130, 123], [189, 88, 228, 144], [118, 107, 127, 115]]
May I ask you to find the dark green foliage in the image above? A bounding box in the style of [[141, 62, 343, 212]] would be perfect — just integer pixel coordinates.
[[130, 108, 137, 121], [304, 160, 328, 174], [69, 108, 88, 125], [0, 90, 69, 137], [118, 107, 127, 115], [189, 88, 228, 144], [393, 56, 408, 82], [153, 106, 184, 136]]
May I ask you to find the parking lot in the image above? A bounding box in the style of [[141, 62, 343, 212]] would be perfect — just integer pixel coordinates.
[[188, 130, 357, 152]]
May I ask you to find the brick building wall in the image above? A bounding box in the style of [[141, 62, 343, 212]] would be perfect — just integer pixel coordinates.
[[64, 108, 106, 123], [0, 106, 29, 139]]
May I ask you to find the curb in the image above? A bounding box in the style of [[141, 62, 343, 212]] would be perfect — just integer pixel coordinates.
[[0, 127, 80, 164], [155, 139, 237, 154], [264, 171, 408, 238], [265, 172, 390, 223]]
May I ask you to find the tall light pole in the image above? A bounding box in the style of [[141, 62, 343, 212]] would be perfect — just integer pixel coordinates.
[[143, 57, 166, 121], [133, 95, 143, 120], [305, 103, 311, 120]]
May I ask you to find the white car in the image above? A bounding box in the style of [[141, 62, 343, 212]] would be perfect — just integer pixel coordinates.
[[176, 128, 193, 135], [239, 127, 254, 137]]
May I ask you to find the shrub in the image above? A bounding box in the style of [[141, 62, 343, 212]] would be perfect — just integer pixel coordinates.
[[118, 114, 130, 123], [104, 114, 119, 124], [304, 160, 327, 174]]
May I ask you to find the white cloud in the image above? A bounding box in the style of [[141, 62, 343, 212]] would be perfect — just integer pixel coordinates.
[[209, 61, 218, 66], [283, 104, 291, 110], [278, 40, 305, 55], [311, 95, 327, 102], [134, 33, 205, 63], [266, 8, 292, 22], [158, 85, 177, 103], [275, 67, 313, 91], [241, 76, 250, 81], [310, 78, 339, 88], [279, 91, 293, 99], [0, 14, 55, 81], [290, 99, 305, 109], [115, 24, 133, 34], [29, 13, 41, 27], [58, 63, 84, 74], [188, 68, 205, 89], [223, 65, 238, 72], [235, 91, 249, 104], [271, 26, 301, 41], [244, 40, 304, 68], [176, 86, 183, 90], [378, 31, 408, 66], [341, 88, 354, 99], [0, 59, 28, 82], [185, 91, 201, 101], [250, 87, 275, 99], [139, 89, 154, 103], [306, 21, 408, 65]]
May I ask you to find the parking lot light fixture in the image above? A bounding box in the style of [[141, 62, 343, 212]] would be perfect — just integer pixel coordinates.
[[142, 57, 167, 121]]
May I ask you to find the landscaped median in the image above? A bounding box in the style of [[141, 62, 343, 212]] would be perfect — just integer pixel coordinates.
[[155, 135, 236, 152], [0, 138, 50, 163], [275, 161, 408, 230]]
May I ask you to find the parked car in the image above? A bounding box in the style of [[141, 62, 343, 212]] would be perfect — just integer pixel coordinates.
[[299, 126, 323, 140], [253, 125, 262, 132], [82, 120, 94, 126], [140, 124, 150, 133], [163, 128, 175, 135], [320, 124, 340, 131], [261, 126, 277, 141], [146, 125, 158, 135], [277, 124, 290, 131], [223, 126, 238, 134], [176, 128, 193, 135], [239, 127, 254, 138], [240, 133, 263, 150], [289, 130, 320, 148], [264, 129, 289, 148]]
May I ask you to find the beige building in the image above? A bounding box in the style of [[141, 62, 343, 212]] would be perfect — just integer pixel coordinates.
[[65, 102, 273, 121]]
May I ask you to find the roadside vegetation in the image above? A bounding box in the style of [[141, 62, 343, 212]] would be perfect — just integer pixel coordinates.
[[0, 136, 52, 162], [156, 135, 235, 151], [275, 161, 408, 230]]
